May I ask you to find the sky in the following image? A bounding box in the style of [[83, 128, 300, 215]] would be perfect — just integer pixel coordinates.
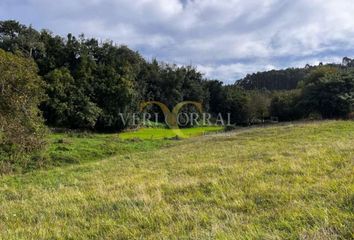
[[1, 0, 354, 84]]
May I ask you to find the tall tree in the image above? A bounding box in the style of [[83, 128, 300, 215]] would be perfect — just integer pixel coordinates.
[[300, 70, 354, 118]]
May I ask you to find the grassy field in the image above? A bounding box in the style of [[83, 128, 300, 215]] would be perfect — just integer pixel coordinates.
[[47, 133, 168, 166], [0, 121, 353, 239], [45, 126, 223, 167], [118, 126, 224, 139]]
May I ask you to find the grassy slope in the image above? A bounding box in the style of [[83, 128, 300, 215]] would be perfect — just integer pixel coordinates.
[[0, 121, 353, 239]]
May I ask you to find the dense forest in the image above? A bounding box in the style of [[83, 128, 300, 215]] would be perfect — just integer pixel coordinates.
[[236, 68, 309, 90], [1, 20, 354, 170]]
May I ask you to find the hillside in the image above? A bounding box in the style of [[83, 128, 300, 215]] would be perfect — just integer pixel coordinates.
[[235, 67, 309, 90], [0, 121, 353, 239], [235, 58, 354, 91]]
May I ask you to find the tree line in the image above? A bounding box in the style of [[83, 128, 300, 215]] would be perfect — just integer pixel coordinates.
[[1, 20, 354, 172]]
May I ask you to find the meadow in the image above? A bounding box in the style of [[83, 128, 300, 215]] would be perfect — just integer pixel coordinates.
[[46, 126, 223, 167], [118, 126, 224, 139], [0, 121, 353, 239]]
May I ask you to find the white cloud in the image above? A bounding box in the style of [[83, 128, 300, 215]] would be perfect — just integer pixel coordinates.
[[197, 63, 277, 83], [1, 0, 354, 84]]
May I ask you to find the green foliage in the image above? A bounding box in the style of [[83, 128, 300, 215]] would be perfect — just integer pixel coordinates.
[[269, 67, 354, 121], [270, 90, 302, 121], [0, 20, 45, 58], [299, 65, 338, 87], [1, 20, 354, 133], [236, 67, 309, 90], [0, 49, 47, 173], [203, 80, 225, 114], [0, 21, 211, 131], [300, 69, 354, 118], [93, 62, 137, 131], [43, 67, 97, 128], [138, 62, 207, 109], [246, 90, 271, 122], [218, 86, 250, 124]]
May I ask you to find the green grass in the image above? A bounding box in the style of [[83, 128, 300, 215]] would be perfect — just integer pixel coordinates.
[[47, 132, 169, 166], [45, 126, 223, 167], [118, 126, 224, 139], [0, 121, 353, 239]]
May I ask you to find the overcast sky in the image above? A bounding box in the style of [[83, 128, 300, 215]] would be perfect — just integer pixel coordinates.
[[1, 0, 354, 84]]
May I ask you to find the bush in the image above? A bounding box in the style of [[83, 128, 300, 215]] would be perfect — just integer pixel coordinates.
[[0, 49, 47, 173], [299, 69, 354, 119], [307, 112, 323, 121], [270, 90, 302, 121], [347, 112, 354, 120], [224, 125, 238, 132]]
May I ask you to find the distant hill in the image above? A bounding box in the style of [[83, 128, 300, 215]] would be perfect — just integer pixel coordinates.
[[235, 67, 309, 90], [235, 57, 354, 91]]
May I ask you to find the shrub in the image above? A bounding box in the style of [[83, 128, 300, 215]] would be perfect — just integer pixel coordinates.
[[347, 112, 354, 120], [0, 49, 47, 173], [299, 69, 354, 119], [307, 112, 323, 121], [270, 90, 302, 121]]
